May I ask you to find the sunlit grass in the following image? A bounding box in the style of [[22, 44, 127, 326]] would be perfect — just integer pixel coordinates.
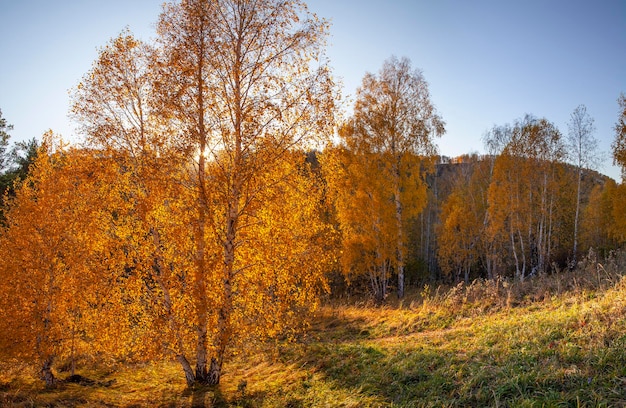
[[3, 255, 626, 406]]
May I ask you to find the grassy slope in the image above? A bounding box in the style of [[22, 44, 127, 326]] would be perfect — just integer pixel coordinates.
[[3, 267, 626, 407]]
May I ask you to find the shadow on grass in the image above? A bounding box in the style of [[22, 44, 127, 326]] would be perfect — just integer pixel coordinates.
[[294, 341, 458, 405], [0, 372, 114, 407], [181, 384, 229, 408]]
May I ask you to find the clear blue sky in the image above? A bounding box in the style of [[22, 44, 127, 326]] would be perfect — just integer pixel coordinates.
[[1, 0, 624, 179]]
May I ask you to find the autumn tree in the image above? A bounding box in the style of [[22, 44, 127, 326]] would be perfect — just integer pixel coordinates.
[[612, 93, 626, 180], [0, 134, 119, 386], [73, 28, 220, 384], [217, 150, 334, 344], [566, 104, 600, 264], [154, 0, 335, 385], [580, 179, 618, 253], [611, 183, 626, 244], [323, 147, 399, 303], [438, 187, 477, 283], [609, 93, 626, 243], [481, 123, 518, 278], [339, 56, 444, 298], [437, 156, 491, 283], [72, 0, 336, 386], [486, 115, 566, 280], [0, 109, 11, 174]]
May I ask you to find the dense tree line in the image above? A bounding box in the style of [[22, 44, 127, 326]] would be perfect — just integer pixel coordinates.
[[1, 0, 626, 390], [327, 113, 625, 295], [432, 100, 626, 285]]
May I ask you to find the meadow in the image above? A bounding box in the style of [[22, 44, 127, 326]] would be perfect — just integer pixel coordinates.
[[2, 251, 626, 407]]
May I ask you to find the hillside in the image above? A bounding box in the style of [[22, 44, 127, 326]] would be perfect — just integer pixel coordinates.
[[2, 252, 626, 407], [436, 154, 613, 194]]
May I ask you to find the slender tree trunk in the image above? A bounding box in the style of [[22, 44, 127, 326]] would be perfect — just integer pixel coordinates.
[[393, 158, 405, 298], [371, 248, 387, 304], [425, 208, 433, 280], [573, 168, 582, 266], [207, 30, 245, 384], [369, 269, 378, 302], [208, 354, 224, 385], [517, 230, 526, 282], [547, 193, 554, 269], [193, 40, 210, 384], [177, 355, 196, 387], [428, 177, 438, 281], [510, 228, 521, 281], [525, 186, 533, 276], [38, 268, 56, 388], [373, 271, 385, 305], [482, 209, 494, 280], [208, 195, 237, 385], [535, 226, 541, 275], [382, 261, 389, 302], [151, 229, 192, 386], [193, 188, 209, 383], [463, 265, 470, 285], [40, 355, 56, 388], [70, 321, 76, 377]]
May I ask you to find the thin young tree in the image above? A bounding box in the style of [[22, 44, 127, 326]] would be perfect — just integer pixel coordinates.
[[566, 104, 599, 265], [437, 157, 490, 283], [612, 93, 626, 180], [71, 32, 197, 376], [611, 93, 626, 242]]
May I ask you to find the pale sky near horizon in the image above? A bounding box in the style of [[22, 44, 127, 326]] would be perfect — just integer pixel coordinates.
[[1, 0, 624, 180]]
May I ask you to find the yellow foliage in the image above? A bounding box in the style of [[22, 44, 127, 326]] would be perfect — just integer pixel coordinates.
[[0, 134, 121, 378], [66, 0, 338, 387]]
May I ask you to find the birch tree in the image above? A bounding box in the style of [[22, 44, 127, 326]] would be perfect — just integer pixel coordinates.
[[566, 104, 599, 265], [155, 0, 335, 385], [613, 93, 626, 180], [340, 56, 444, 298], [323, 147, 398, 303], [72, 0, 336, 386], [611, 94, 626, 243], [581, 180, 617, 252], [487, 116, 566, 280], [71, 31, 198, 373]]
